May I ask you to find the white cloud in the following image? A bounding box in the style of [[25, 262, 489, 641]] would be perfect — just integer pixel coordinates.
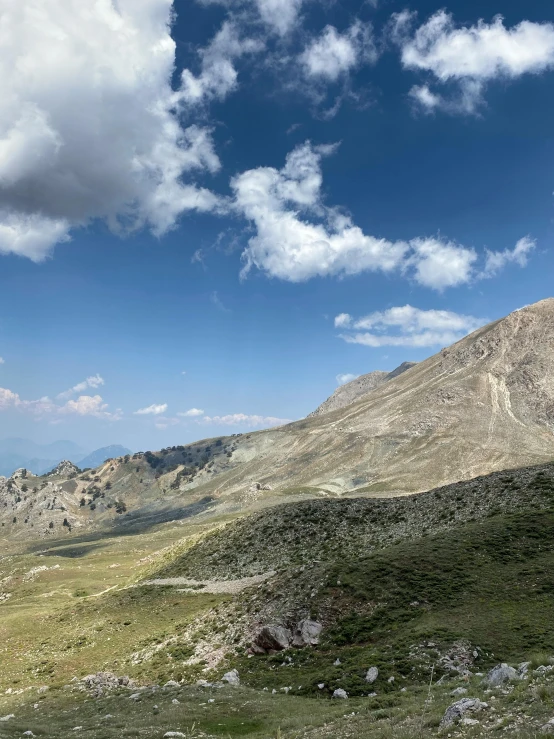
[[198, 0, 306, 36], [336, 373, 359, 385], [300, 22, 376, 82], [60, 395, 121, 420], [337, 305, 486, 347], [233, 142, 531, 288], [334, 313, 352, 328], [134, 403, 168, 416], [395, 11, 554, 113], [0, 386, 120, 419], [180, 21, 263, 105], [0, 357, 4, 365], [57, 374, 104, 400], [178, 408, 205, 417], [200, 413, 292, 426], [483, 236, 536, 277], [0, 0, 224, 260]]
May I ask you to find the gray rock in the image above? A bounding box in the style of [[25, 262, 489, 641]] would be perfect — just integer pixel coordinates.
[[440, 698, 488, 728], [222, 669, 240, 686], [254, 625, 292, 652], [163, 680, 180, 689], [333, 658, 341, 666], [0, 715, 14, 722], [365, 667, 378, 684], [291, 620, 322, 647], [484, 663, 519, 687], [163, 734, 186, 738], [332, 688, 348, 699], [541, 718, 554, 733], [451, 687, 468, 696], [129, 693, 142, 701]]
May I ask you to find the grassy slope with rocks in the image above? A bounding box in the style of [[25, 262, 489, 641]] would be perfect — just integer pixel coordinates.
[[3, 463, 554, 737]]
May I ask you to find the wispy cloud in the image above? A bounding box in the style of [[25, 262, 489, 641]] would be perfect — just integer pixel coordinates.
[[178, 408, 205, 417], [210, 290, 231, 312], [57, 374, 104, 400], [199, 413, 292, 427], [134, 403, 168, 416], [336, 305, 486, 348], [336, 373, 359, 385]]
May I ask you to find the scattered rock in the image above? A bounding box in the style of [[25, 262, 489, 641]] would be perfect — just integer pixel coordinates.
[[318, 683, 325, 690], [541, 718, 554, 733], [163, 733, 186, 738], [172, 699, 180, 704], [0, 715, 14, 722], [440, 698, 488, 728], [451, 687, 468, 696], [254, 625, 292, 652], [222, 669, 240, 686], [291, 620, 322, 647], [78, 672, 136, 697], [484, 663, 519, 687], [333, 688, 348, 699], [22, 733, 35, 737], [129, 693, 142, 701], [163, 680, 180, 689], [365, 667, 378, 684]]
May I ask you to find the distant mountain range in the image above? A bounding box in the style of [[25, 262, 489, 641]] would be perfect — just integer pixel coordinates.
[[0, 438, 131, 477]]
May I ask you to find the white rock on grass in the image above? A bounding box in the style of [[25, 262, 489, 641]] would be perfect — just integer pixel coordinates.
[[163, 733, 186, 738], [365, 667, 378, 684], [0, 715, 14, 722], [163, 680, 180, 689], [440, 698, 488, 728], [484, 663, 518, 687], [222, 669, 240, 686], [333, 688, 348, 699], [451, 687, 468, 696]]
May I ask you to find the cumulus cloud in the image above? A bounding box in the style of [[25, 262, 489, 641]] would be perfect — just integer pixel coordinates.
[[200, 413, 292, 426], [336, 373, 359, 385], [134, 403, 168, 416], [0, 0, 225, 261], [395, 11, 554, 113], [233, 142, 530, 288], [57, 374, 104, 400], [483, 236, 536, 277], [180, 21, 263, 105], [178, 408, 205, 417], [300, 22, 376, 82], [336, 305, 486, 347], [0, 386, 120, 420]]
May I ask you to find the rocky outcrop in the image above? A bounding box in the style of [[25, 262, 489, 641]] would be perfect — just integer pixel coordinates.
[[440, 698, 488, 728], [484, 663, 519, 687], [252, 620, 322, 653]]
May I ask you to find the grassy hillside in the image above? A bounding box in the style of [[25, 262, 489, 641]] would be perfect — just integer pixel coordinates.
[[3, 462, 554, 737]]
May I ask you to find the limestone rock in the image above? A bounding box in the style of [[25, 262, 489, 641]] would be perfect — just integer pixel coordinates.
[[291, 620, 322, 647], [333, 688, 348, 699], [440, 698, 488, 728], [365, 667, 378, 684], [485, 663, 519, 687], [254, 625, 292, 652], [222, 669, 240, 686]]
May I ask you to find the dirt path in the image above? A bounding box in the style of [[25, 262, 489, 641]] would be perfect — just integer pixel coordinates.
[[142, 570, 275, 594]]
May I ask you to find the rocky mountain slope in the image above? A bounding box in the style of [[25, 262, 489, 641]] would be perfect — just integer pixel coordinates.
[[3, 299, 554, 539], [308, 361, 416, 417]]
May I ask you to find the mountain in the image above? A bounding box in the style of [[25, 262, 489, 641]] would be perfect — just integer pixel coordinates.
[[78, 445, 132, 470], [308, 361, 417, 417], [3, 298, 554, 540], [0, 438, 87, 477]]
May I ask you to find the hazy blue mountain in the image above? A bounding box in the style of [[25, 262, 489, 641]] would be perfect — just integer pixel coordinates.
[[78, 445, 132, 470], [0, 439, 131, 477]]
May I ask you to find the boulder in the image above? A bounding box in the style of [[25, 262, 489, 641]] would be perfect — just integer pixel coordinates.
[[484, 663, 519, 687], [163, 680, 180, 689], [332, 688, 348, 699], [365, 667, 378, 684], [254, 625, 292, 652], [0, 715, 15, 722], [222, 669, 240, 686], [291, 620, 322, 647], [440, 698, 488, 728]]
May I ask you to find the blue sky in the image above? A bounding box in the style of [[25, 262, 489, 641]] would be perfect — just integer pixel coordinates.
[[0, 0, 553, 451]]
